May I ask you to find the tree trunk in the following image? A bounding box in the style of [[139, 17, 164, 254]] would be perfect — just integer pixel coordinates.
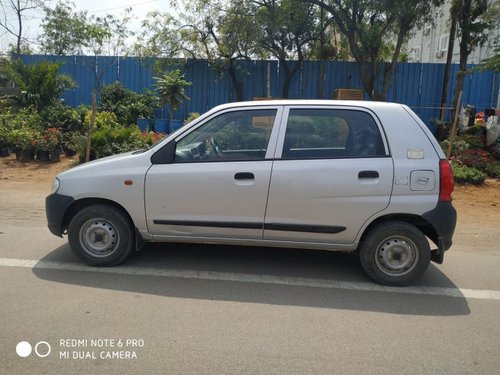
[[169, 106, 174, 133], [319, 6, 325, 99], [380, 28, 407, 102], [281, 60, 301, 99], [227, 64, 244, 101], [451, 0, 472, 123], [85, 90, 97, 163], [319, 59, 324, 99], [450, 67, 466, 125], [281, 62, 292, 99], [440, 15, 457, 122], [16, 0, 22, 56], [358, 61, 376, 100]]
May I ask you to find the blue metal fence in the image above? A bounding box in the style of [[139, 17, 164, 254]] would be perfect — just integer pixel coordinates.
[[19, 54, 500, 127]]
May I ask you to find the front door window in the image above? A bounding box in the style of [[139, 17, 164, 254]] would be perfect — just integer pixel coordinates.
[[175, 109, 277, 162]]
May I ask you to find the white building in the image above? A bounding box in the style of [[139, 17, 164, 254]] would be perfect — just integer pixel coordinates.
[[406, 0, 500, 64]]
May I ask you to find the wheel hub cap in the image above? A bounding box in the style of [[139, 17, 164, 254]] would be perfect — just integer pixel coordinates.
[[375, 237, 418, 276], [80, 219, 119, 257]]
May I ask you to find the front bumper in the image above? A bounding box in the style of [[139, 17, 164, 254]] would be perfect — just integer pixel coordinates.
[[46, 193, 75, 237]]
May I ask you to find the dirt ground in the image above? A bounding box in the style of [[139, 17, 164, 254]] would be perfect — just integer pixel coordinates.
[[0, 153, 499, 253]]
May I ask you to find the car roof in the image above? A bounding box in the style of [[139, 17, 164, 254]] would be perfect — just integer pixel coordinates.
[[210, 100, 407, 112]]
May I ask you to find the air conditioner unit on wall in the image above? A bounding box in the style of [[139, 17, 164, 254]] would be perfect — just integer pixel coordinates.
[[436, 51, 445, 58]]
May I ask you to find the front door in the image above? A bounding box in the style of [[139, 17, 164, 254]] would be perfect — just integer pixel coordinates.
[[145, 107, 281, 239]]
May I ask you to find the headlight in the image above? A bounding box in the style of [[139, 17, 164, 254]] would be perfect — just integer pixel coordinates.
[[51, 178, 60, 194]]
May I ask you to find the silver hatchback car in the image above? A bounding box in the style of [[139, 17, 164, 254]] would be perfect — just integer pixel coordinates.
[[46, 100, 456, 286]]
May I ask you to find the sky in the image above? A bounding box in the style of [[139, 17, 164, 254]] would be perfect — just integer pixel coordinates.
[[0, 0, 171, 55]]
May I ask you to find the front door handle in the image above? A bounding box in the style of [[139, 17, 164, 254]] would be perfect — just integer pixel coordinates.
[[358, 170, 379, 178], [235, 172, 254, 180]]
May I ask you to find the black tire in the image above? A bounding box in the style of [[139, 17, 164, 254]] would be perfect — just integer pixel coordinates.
[[358, 221, 431, 286], [68, 204, 134, 266]]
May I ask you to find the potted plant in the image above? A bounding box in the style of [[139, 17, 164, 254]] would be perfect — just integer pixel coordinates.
[[36, 128, 61, 161], [9, 127, 35, 161], [66, 131, 88, 164], [0, 124, 10, 157], [154, 70, 191, 133]]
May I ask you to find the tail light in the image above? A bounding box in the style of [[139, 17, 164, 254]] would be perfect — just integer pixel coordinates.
[[439, 159, 454, 202]]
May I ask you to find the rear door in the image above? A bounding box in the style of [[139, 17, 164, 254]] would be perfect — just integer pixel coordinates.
[[264, 106, 394, 245], [145, 106, 282, 239]]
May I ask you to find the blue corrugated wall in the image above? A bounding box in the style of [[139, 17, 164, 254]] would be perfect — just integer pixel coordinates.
[[19, 54, 500, 127]]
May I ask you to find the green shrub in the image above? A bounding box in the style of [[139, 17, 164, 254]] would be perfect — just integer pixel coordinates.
[[451, 160, 487, 184], [0, 108, 42, 129], [9, 127, 35, 151], [84, 110, 121, 130], [0, 59, 75, 111], [99, 81, 158, 126], [489, 143, 500, 161], [184, 112, 200, 125], [0, 109, 43, 150], [440, 139, 469, 156], [455, 134, 484, 149], [65, 131, 87, 155], [91, 124, 145, 158], [483, 163, 500, 178], [40, 104, 87, 133], [33, 127, 62, 151], [0, 113, 16, 146]]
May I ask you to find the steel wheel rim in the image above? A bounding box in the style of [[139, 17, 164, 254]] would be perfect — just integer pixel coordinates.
[[79, 218, 120, 258], [375, 235, 418, 276]]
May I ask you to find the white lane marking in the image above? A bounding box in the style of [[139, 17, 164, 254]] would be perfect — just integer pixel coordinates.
[[1, 257, 500, 301]]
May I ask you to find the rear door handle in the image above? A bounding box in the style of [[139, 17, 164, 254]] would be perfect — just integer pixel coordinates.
[[235, 172, 254, 180], [358, 170, 379, 178]]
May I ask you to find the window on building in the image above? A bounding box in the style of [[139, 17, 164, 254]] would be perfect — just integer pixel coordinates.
[[439, 34, 449, 52]]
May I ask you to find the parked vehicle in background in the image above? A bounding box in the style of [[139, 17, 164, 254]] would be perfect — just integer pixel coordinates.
[[46, 100, 456, 286]]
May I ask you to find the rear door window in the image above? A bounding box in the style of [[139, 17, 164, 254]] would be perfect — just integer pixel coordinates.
[[282, 109, 386, 159]]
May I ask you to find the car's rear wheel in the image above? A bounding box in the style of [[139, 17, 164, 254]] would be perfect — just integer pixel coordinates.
[[68, 204, 134, 266], [359, 221, 431, 286]]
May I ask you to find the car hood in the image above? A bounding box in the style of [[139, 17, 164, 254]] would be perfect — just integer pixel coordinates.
[[57, 150, 151, 180]]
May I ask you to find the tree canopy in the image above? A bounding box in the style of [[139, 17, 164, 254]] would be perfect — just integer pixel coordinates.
[[303, 0, 444, 100]]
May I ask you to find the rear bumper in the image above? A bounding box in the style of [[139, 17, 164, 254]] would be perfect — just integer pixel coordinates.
[[422, 202, 457, 263], [46, 193, 75, 237]]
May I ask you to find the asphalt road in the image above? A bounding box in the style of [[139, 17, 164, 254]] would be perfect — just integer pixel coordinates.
[[1, 187, 500, 374]]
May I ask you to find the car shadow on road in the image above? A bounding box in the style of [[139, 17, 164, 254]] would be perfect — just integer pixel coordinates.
[[33, 243, 470, 316]]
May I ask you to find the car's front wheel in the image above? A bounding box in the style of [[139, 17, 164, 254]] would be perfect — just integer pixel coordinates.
[[68, 204, 134, 266], [359, 221, 431, 286]]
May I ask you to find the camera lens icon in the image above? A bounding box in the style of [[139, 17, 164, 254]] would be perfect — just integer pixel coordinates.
[[16, 341, 32, 358], [16, 341, 51, 358]]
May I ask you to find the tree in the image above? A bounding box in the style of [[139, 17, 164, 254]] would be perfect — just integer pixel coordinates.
[[40, 2, 132, 58], [39, 1, 133, 162], [304, 0, 443, 101], [450, 0, 498, 121], [39, 2, 89, 55], [0, 0, 47, 55], [251, 0, 320, 98], [154, 69, 192, 127], [135, 1, 258, 101], [480, 47, 500, 72], [133, 11, 186, 58], [439, 9, 458, 121], [197, 0, 260, 101], [0, 58, 75, 110]]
